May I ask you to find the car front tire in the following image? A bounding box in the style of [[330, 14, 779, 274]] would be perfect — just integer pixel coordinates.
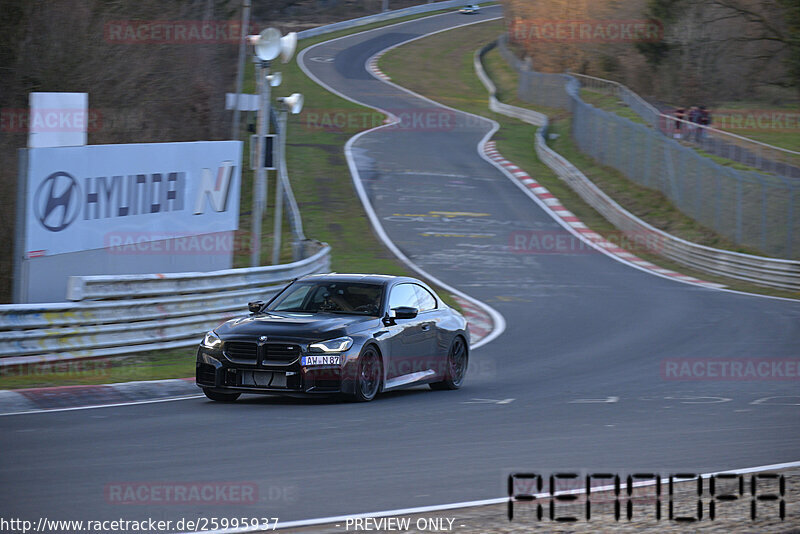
[[352, 346, 382, 402], [430, 336, 468, 390], [202, 389, 241, 402]]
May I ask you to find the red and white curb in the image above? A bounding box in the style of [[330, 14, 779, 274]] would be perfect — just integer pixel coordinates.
[[453, 296, 493, 345], [483, 141, 725, 289], [368, 51, 391, 81]]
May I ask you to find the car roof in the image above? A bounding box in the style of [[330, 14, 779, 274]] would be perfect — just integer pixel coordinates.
[[300, 273, 417, 286]]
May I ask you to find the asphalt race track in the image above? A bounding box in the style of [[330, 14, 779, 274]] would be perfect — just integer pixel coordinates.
[[2, 6, 799, 528]]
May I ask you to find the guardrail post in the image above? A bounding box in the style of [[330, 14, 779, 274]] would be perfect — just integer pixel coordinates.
[[788, 191, 794, 258], [736, 178, 743, 244]]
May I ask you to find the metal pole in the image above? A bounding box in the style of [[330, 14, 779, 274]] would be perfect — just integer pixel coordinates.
[[251, 60, 271, 267], [13, 148, 28, 303], [231, 0, 251, 140], [272, 109, 287, 265]]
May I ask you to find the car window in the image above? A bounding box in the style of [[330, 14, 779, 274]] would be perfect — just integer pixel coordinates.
[[272, 285, 313, 311], [413, 284, 437, 312], [270, 282, 383, 315], [389, 283, 419, 310]]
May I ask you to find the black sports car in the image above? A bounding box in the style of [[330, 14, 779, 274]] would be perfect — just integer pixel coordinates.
[[196, 274, 469, 402]]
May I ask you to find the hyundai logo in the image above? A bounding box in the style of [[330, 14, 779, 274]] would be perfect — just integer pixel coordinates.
[[34, 171, 81, 232], [259, 336, 268, 343]]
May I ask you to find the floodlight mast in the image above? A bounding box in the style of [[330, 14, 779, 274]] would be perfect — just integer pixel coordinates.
[[248, 28, 291, 267], [251, 57, 271, 267], [272, 93, 304, 265]]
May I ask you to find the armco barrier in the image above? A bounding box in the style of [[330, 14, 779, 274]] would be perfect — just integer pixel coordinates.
[[475, 39, 800, 292], [296, 0, 487, 40], [0, 243, 330, 366], [0, 3, 483, 367]]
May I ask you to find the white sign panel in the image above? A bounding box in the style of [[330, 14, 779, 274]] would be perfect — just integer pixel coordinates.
[[25, 141, 242, 257], [29, 92, 88, 148], [226, 93, 259, 111]]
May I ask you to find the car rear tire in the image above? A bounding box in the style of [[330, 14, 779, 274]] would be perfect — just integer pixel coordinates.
[[203, 389, 241, 402], [430, 336, 468, 390], [352, 346, 382, 402]]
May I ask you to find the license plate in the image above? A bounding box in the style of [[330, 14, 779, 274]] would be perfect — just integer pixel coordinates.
[[302, 355, 341, 366]]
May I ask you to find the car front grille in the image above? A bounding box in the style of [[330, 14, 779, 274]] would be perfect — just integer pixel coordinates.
[[262, 343, 301, 364], [224, 341, 258, 363], [223, 341, 301, 365]]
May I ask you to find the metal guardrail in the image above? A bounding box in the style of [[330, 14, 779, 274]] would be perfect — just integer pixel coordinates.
[[296, 0, 482, 40], [0, 243, 331, 366], [0, 3, 494, 368], [475, 40, 800, 292], [475, 42, 547, 126]]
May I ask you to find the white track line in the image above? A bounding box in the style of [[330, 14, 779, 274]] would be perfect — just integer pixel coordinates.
[[365, 18, 800, 303], [0, 12, 509, 420], [298, 8, 508, 350], [0, 394, 204, 417], [185, 460, 800, 533]]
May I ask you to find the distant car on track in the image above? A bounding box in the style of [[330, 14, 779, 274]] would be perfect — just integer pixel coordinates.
[[196, 274, 469, 402], [459, 4, 480, 14]]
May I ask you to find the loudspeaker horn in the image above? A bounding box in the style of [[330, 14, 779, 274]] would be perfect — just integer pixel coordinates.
[[280, 32, 298, 63], [254, 28, 281, 61], [280, 93, 304, 114]]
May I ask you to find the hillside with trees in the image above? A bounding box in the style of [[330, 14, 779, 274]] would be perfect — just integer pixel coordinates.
[[503, 0, 799, 105]]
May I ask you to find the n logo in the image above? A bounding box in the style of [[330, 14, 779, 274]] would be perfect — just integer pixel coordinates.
[[193, 161, 236, 214]]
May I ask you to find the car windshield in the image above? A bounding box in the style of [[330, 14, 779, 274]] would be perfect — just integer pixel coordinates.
[[268, 281, 384, 316]]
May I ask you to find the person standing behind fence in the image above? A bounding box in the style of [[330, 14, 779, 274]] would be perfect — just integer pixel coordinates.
[[697, 105, 711, 141], [688, 105, 700, 141], [674, 107, 686, 139]]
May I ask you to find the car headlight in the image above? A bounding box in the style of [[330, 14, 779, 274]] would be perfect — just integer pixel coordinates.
[[308, 336, 353, 353], [201, 331, 222, 350]]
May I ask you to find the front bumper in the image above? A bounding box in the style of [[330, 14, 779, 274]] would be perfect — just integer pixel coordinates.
[[196, 348, 355, 395]]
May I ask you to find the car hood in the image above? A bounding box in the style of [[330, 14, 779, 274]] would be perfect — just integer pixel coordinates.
[[215, 311, 379, 342]]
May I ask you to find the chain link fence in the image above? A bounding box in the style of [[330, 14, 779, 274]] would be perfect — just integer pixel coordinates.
[[510, 41, 800, 259]]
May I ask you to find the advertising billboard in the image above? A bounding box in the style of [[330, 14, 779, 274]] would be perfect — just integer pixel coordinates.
[[24, 141, 241, 258], [16, 140, 242, 302]]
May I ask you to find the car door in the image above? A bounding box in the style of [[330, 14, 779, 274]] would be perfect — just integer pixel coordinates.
[[410, 283, 442, 376], [385, 283, 430, 380]]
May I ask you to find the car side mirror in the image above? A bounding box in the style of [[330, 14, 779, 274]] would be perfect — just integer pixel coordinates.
[[248, 300, 265, 314], [392, 306, 418, 320]]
